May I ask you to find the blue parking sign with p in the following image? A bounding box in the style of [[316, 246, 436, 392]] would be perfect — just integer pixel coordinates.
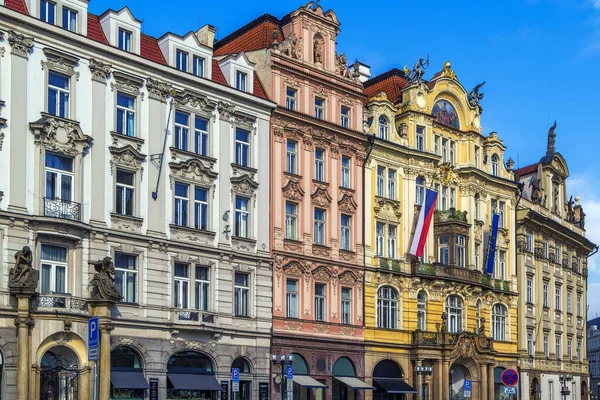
[[88, 317, 99, 348], [232, 368, 240, 382], [287, 365, 293, 380], [464, 380, 472, 391]]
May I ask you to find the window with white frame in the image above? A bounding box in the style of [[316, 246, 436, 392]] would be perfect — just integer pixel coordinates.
[[438, 235, 449, 265], [48, 71, 70, 118], [568, 253, 573, 270], [543, 282, 549, 307], [236, 71, 247, 91], [388, 225, 397, 259], [378, 116, 388, 140], [234, 272, 250, 317], [115, 169, 135, 216], [193, 187, 208, 230], [475, 243, 480, 271], [235, 129, 250, 167], [527, 331, 534, 357], [118, 28, 132, 52], [434, 135, 440, 155], [417, 291, 427, 331], [416, 176, 425, 205], [544, 334, 549, 358], [555, 243, 562, 264], [234, 197, 250, 238], [491, 154, 499, 176], [527, 277, 533, 303], [194, 117, 209, 156], [175, 111, 190, 151], [286, 279, 298, 318], [492, 304, 507, 341], [474, 145, 480, 167], [174, 262, 190, 309], [286, 88, 297, 110], [176, 50, 188, 72], [40, 0, 56, 24], [526, 233, 534, 253], [314, 208, 325, 245], [45, 152, 73, 202], [450, 141, 455, 166], [556, 334, 562, 359], [341, 156, 351, 188], [376, 222, 385, 257], [387, 169, 396, 200], [340, 214, 351, 251], [567, 338, 573, 360], [474, 194, 480, 220], [114, 252, 137, 303], [476, 300, 481, 331], [314, 97, 324, 119], [376, 166, 385, 197], [195, 265, 210, 311], [315, 148, 325, 182], [442, 138, 448, 163], [577, 340, 582, 361], [416, 125, 425, 151], [174, 183, 189, 226], [341, 106, 350, 128], [446, 295, 463, 333], [555, 284, 562, 311], [314, 283, 326, 321], [456, 235, 466, 267], [567, 291, 572, 314], [116, 92, 136, 137], [285, 202, 297, 240], [377, 286, 398, 329], [286, 140, 297, 174], [499, 201, 505, 228], [62, 7, 77, 32], [549, 381, 554, 400], [543, 240, 549, 258], [496, 250, 506, 280], [193, 56, 205, 77], [450, 188, 456, 209], [441, 186, 448, 211], [40, 244, 67, 294], [341, 287, 351, 324], [577, 293, 582, 317]]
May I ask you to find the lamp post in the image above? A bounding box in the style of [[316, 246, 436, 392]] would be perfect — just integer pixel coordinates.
[[415, 365, 433, 400], [558, 374, 572, 400], [271, 354, 295, 400]]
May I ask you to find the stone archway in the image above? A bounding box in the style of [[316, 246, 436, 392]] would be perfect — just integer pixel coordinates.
[[449, 362, 472, 400], [39, 346, 79, 400]]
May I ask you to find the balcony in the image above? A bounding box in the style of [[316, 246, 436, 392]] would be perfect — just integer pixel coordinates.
[[411, 262, 512, 292], [44, 197, 81, 221], [412, 330, 494, 350], [35, 294, 88, 315], [377, 257, 401, 271], [434, 208, 469, 224], [173, 309, 216, 325]]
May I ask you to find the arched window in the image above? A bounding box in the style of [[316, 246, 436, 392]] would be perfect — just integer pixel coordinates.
[[378, 116, 388, 140], [291, 353, 309, 375], [333, 357, 356, 377], [417, 291, 427, 331], [167, 351, 220, 399], [491, 154, 499, 176], [232, 358, 251, 374], [445, 295, 463, 333], [377, 286, 398, 329], [492, 304, 507, 341], [111, 346, 147, 397], [416, 176, 425, 205]]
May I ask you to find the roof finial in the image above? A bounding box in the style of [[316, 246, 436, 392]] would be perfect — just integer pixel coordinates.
[[547, 121, 557, 155]]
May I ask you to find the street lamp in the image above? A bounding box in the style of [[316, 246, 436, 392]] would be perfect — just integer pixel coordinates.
[[272, 353, 295, 400], [558, 374, 572, 400], [415, 365, 433, 400]]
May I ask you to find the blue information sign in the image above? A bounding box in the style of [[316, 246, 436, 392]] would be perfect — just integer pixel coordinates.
[[88, 317, 99, 348], [464, 380, 472, 391], [286, 365, 294, 380], [232, 368, 240, 382]]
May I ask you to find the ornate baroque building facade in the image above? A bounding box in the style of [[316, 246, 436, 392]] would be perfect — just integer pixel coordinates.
[[0, 1, 275, 399]]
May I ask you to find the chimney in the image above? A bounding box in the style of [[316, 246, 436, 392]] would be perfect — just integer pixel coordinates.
[[196, 24, 217, 48]]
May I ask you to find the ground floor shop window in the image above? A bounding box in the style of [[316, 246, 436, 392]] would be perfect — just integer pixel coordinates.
[[167, 351, 221, 400], [110, 346, 148, 400]]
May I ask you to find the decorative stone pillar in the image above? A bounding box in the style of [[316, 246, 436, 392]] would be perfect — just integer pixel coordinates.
[[434, 360, 443, 400], [78, 365, 90, 400], [442, 359, 450, 400], [487, 364, 495, 400], [89, 301, 114, 400], [481, 365, 488, 400], [14, 311, 33, 400]]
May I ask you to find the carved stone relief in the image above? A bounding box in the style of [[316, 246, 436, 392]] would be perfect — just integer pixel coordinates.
[[30, 116, 93, 156]]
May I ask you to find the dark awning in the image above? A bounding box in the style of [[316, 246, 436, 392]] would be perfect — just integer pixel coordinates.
[[293, 375, 328, 388], [167, 373, 222, 391], [334, 377, 375, 390], [111, 371, 150, 389], [374, 378, 417, 394]]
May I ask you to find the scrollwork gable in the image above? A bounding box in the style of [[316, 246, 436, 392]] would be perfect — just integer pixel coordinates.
[[174, 90, 216, 115], [41, 48, 79, 79], [29, 115, 93, 156], [282, 177, 305, 201], [109, 145, 146, 180], [311, 187, 332, 208], [111, 71, 144, 97], [170, 159, 218, 187], [231, 174, 259, 196], [338, 193, 358, 214]]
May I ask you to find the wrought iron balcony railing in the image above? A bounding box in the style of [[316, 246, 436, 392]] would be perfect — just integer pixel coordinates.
[[35, 294, 89, 314], [174, 309, 216, 324], [44, 197, 81, 221]]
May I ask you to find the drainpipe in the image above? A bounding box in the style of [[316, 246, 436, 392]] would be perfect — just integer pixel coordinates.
[[362, 134, 376, 336]]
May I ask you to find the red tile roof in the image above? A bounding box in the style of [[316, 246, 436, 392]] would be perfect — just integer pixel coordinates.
[[253, 74, 268, 100], [516, 163, 538, 177], [363, 69, 408, 104], [5, 0, 28, 14], [87, 14, 109, 45], [211, 60, 228, 85], [214, 14, 282, 56], [140, 34, 166, 65]]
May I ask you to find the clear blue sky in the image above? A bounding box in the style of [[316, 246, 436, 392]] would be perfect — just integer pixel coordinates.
[[90, 0, 600, 317]]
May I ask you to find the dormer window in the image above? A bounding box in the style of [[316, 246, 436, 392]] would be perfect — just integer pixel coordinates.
[[118, 29, 132, 52], [193, 56, 205, 77], [491, 154, 499, 176], [176, 50, 188, 72], [62, 7, 77, 32], [236, 71, 247, 91], [40, 0, 56, 24]]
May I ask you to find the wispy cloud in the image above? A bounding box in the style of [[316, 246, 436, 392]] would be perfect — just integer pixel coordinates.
[[593, 0, 600, 9]]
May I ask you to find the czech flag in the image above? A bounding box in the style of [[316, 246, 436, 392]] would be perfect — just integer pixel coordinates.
[[409, 189, 438, 257]]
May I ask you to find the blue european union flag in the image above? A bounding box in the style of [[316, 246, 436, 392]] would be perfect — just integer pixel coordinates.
[[485, 213, 500, 275]]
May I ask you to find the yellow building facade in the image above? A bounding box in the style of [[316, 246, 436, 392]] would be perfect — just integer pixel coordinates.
[[361, 62, 520, 400]]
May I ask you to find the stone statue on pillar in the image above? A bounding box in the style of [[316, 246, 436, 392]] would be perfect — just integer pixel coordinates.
[[479, 317, 486, 336], [89, 256, 122, 302], [440, 312, 448, 333], [9, 246, 39, 290]]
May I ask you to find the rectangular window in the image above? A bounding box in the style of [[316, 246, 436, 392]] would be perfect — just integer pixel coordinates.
[[527, 332, 534, 357], [475, 243, 480, 271], [175, 111, 189, 151], [442, 139, 448, 163], [341, 106, 350, 128], [235, 129, 250, 167], [285, 202, 297, 240], [567, 339, 572, 360], [341, 156, 351, 188], [376, 166, 385, 197], [176, 50, 188, 72], [543, 282, 549, 307], [40, 0, 56, 24], [114, 252, 137, 303], [441, 186, 448, 211], [549, 381, 554, 400], [45, 152, 73, 201], [434, 135, 440, 155], [194, 117, 209, 156], [438, 235, 449, 265], [314, 97, 324, 120], [527, 278, 533, 303], [286, 140, 297, 174], [40, 244, 67, 294], [577, 293, 582, 317], [286, 88, 297, 110], [174, 183, 189, 226], [193, 56, 205, 77], [234, 273, 249, 317], [456, 235, 466, 267], [526, 233, 534, 253], [567, 292, 572, 314], [314, 283, 326, 321], [118, 28, 132, 52], [235, 197, 250, 238], [388, 225, 397, 259], [340, 214, 351, 251], [499, 201, 505, 228], [568, 253, 573, 269], [474, 146, 480, 167], [174, 263, 190, 309], [376, 222, 385, 257], [387, 169, 396, 200], [416, 125, 425, 152], [544, 334, 549, 358], [236, 71, 247, 91], [341, 287, 351, 324], [556, 334, 562, 359], [194, 187, 208, 230], [115, 169, 135, 216], [116, 92, 135, 137], [577, 340, 582, 361], [555, 284, 561, 311], [286, 279, 298, 318], [62, 7, 77, 32], [195, 265, 210, 311], [555, 243, 562, 264], [315, 148, 325, 182], [314, 208, 325, 245], [497, 250, 506, 280], [450, 141, 455, 166], [543, 240, 549, 258], [48, 71, 70, 118], [450, 188, 456, 209]]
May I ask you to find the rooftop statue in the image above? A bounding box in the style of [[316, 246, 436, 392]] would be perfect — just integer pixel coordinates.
[[468, 81, 486, 114], [404, 55, 429, 84]]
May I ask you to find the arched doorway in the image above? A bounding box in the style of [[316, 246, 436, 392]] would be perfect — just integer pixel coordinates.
[[110, 346, 148, 400], [332, 357, 373, 400], [289, 353, 326, 400], [530, 377, 540, 400], [231, 358, 252, 400], [449, 363, 471, 400], [166, 351, 221, 400], [372, 360, 416, 400], [582, 380, 588, 400], [40, 346, 79, 400]]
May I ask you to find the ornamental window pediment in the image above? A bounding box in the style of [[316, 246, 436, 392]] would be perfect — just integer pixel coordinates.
[[111, 71, 144, 98], [109, 144, 146, 178], [231, 174, 258, 197], [174, 90, 215, 116], [169, 158, 218, 187], [374, 197, 401, 223], [41, 48, 80, 79], [29, 114, 92, 156], [283, 261, 309, 277], [338, 270, 360, 286], [311, 186, 332, 208], [282, 176, 305, 201], [338, 193, 357, 214], [312, 265, 334, 281]]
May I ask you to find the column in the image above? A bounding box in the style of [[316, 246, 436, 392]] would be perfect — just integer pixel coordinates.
[[442, 360, 450, 400], [434, 360, 443, 400], [481, 365, 488, 400], [487, 364, 495, 400], [89, 300, 115, 400], [78, 365, 90, 400], [416, 371, 423, 400], [14, 294, 33, 400]]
